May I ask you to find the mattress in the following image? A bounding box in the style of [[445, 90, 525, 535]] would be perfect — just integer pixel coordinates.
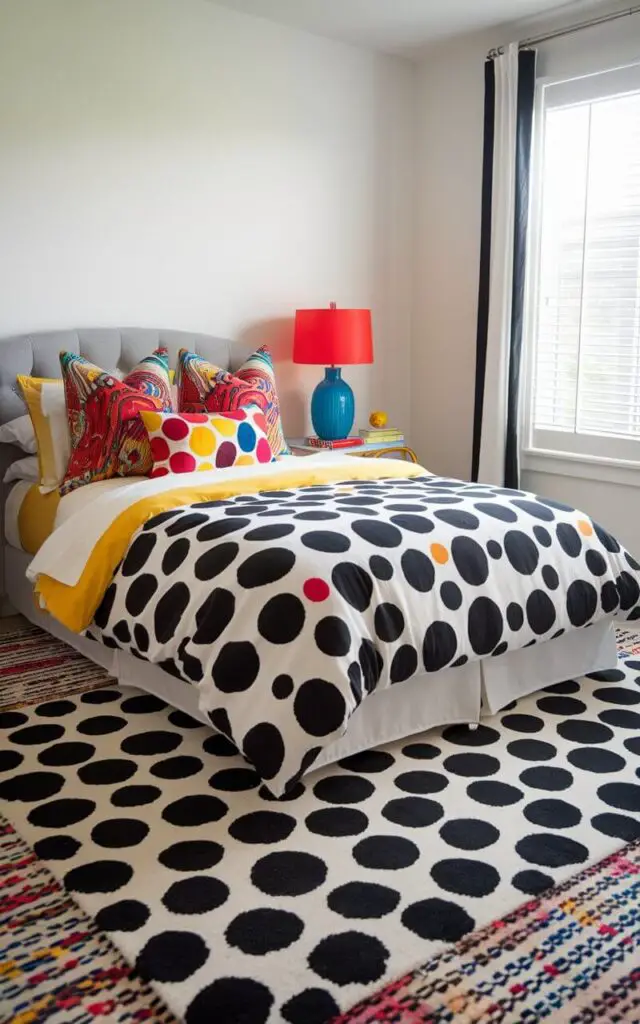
[[4, 481, 60, 554]]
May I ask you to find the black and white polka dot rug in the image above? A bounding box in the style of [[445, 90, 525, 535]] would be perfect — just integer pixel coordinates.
[[1, 656, 640, 1024]]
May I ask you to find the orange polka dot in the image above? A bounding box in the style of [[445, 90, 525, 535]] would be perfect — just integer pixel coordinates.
[[431, 543, 449, 564], [578, 520, 593, 536]]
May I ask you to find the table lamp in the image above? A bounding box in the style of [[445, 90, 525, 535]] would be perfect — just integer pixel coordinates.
[[293, 303, 373, 440]]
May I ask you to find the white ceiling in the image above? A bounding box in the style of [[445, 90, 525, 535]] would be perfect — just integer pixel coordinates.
[[211, 0, 573, 55]]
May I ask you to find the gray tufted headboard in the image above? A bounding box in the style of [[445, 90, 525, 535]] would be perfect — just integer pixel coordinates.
[[0, 327, 248, 606]]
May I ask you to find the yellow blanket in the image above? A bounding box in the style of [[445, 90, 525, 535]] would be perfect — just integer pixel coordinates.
[[36, 460, 424, 633]]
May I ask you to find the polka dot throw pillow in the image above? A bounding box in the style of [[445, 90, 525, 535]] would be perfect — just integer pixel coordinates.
[[140, 407, 275, 477]]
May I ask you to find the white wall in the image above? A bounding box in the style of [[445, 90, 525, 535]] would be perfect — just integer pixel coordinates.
[[412, 2, 640, 551], [0, 0, 414, 439]]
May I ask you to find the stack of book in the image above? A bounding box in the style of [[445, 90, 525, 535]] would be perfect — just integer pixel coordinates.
[[359, 426, 404, 444], [305, 436, 364, 449]]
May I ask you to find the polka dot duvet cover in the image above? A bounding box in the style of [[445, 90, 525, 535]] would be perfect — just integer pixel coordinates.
[[87, 474, 640, 797]]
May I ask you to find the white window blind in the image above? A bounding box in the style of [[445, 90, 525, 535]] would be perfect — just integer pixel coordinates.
[[530, 64, 640, 463]]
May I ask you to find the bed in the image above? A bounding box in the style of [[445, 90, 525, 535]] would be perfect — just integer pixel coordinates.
[[0, 327, 631, 797]]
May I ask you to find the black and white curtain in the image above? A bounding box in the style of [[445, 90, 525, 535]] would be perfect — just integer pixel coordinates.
[[472, 43, 537, 489]]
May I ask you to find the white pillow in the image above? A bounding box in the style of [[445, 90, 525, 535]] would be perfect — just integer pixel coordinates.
[[39, 381, 71, 494], [0, 414, 37, 453], [3, 455, 39, 484]]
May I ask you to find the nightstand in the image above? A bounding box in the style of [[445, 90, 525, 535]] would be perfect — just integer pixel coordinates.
[[288, 439, 418, 463]]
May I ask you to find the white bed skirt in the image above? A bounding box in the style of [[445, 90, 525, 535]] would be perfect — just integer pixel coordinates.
[[4, 544, 618, 775]]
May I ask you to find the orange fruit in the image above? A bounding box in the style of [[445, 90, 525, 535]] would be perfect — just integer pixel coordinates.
[[369, 410, 388, 428]]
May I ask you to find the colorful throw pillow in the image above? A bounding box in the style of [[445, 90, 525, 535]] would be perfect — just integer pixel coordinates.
[[140, 407, 275, 477], [60, 348, 172, 494], [17, 378, 71, 493], [176, 346, 289, 457]]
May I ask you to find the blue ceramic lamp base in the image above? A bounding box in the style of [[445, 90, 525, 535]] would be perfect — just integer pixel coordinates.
[[311, 367, 355, 441]]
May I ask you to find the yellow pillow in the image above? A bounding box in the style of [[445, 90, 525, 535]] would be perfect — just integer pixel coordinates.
[[17, 377, 70, 493]]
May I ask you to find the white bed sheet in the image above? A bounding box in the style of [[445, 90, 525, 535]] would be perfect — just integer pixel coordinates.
[[5, 545, 618, 777]]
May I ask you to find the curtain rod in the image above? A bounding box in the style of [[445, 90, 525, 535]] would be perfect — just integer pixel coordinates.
[[487, 4, 640, 58]]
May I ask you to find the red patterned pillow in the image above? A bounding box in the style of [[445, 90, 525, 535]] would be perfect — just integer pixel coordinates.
[[176, 346, 288, 457], [60, 348, 172, 494], [140, 407, 275, 477]]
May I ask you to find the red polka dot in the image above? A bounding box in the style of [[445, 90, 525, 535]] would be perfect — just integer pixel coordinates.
[[150, 436, 170, 464], [169, 451, 197, 474], [253, 412, 268, 434], [181, 412, 209, 424], [162, 416, 190, 441], [150, 467, 169, 478], [222, 410, 247, 421], [216, 441, 238, 468], [256, 437, 273, 464], [303, 578, 330, 602]]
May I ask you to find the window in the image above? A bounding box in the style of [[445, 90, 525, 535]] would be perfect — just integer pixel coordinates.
[[527, 63, 640, 465]]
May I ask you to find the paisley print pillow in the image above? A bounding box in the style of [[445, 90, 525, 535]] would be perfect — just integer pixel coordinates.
[[60, 348, 172, 494], [140, 407, 275, 477], [176, 346, 289, 457]]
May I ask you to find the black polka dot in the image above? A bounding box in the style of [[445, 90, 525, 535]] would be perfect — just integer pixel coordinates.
[[450, 536, 489, 587], [37, 741, 94, 767], [112, 785, 161, 806], [313, 775, 374, 804], [294, 679, 346, 737], [431, 858, 499, 897], [308, 931, 388, 985], [358, 639, 383, 692], [186, 979, 273, 1024], [121, 731, 181, 756], [601, 581, 619, 614], [439, 818, 499, 851], [390, 645, 418, 683], [251, 851, 326, 896], [242, 723, 285, 781], [162, 794, 227, 827], [594, 686, 640, 706], [244, 524, 295, 541], [9, 723, 64, 746], [555, 523, 582, 558], [541, 565, 559, 591], [526, 590, 556, 635], [537, 695, 586, 716], [192, 588, 235, 646], [546, 679, 581, 693], [557, 719, 614, 745], [591, 813, 640, 842], [442, 725, 499, 747], [94, 583, 116, 628], [202, 732, 237, 756], [511, 499, 555, 522], [258, 594, 305, 644], [487, 540, 502, 560], [92, 817, 149, 848], [340, 751, 395, 774], [229, 810, 296, 844], [77, 716, 126, 736], [272, 675, 294, 700], [33, 834, 81, 860], [301, 530, 350, 554], [332, 563, 373, 611], [516, 833, 588, 867], [444, 753, 499, 777], [507, 603, 524, 631], [439, 582, 461, 612], [150, 756, 203, 780], [0, 770, 64, 803], [533, 525, 552, 547], [237, 547, 295, 588], [433, 509, 480, 530], [315, 617, 351, 657], [77, 759, 137, 786], [508, 739, 557, 762], [467, 780, 524, 806], [519, 766, 573, 792], [501, 714, 544, 734], [125, 574, 158, 617], [35, 700, 76, 718], [295, 510, 339, 522], [423, 621, 457, 671], [390, 513, 433, 534], [281, 989, 340, 1024], [503, 531, 539, 576], [353, 834, 419, 870], [369, 555, 393, 580], [402, 898, 474, 942], [153, 582, 191, 645], [394, 771, 448, 795], [212, 641, 260, 693], [566, 579, 598, 627], [0, 749, 24, 773], [159, 840, 224, 872], [625, 736, 640, 754], [306, 807, 369, 837], [351, 519, 402, 548], [586, 549, 607, 577], [468, 597, 503, 656], [328, 881, 400, 920], [136, 930, 209, 983], [597, 782, 640, 812], [475, 502, 517, 523], [166, 512, 210, 535], [208, 768, 259, 792], [65, 860, 133, 894], [143, 509, 180, 530], [401, 549, 435, 592], [512, 870, 553, 896], [374, 603, 405, 643], [163, 876, 229, 914], [524, 798, 581, 829], [196, 517, 250, 541], [382, 796, 443, 828], [568, 747, 626, 773], [28, 797, 95, 829], [95, 900, 150, 932], [618, 571, 640, 612], [599, 708, 640, 729], [226, 908, 304, 955]]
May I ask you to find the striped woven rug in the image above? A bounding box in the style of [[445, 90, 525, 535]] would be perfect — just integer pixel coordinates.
[[0, 621, 111, 712]]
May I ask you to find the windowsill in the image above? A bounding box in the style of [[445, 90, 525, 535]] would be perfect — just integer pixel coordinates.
[[522, 447, 640, 489]]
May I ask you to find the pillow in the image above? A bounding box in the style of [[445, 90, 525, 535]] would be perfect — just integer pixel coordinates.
[[3, 455, 39, 484], [177, 346, 288, 457], [61, 348, 173, 494], [0, 414, 37, 454], [140, 407, 275, 477], [17, 378, 71, 493]]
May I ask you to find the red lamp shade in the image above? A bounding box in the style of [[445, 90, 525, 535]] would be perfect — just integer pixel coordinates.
[[293, 306, 373, 366]]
